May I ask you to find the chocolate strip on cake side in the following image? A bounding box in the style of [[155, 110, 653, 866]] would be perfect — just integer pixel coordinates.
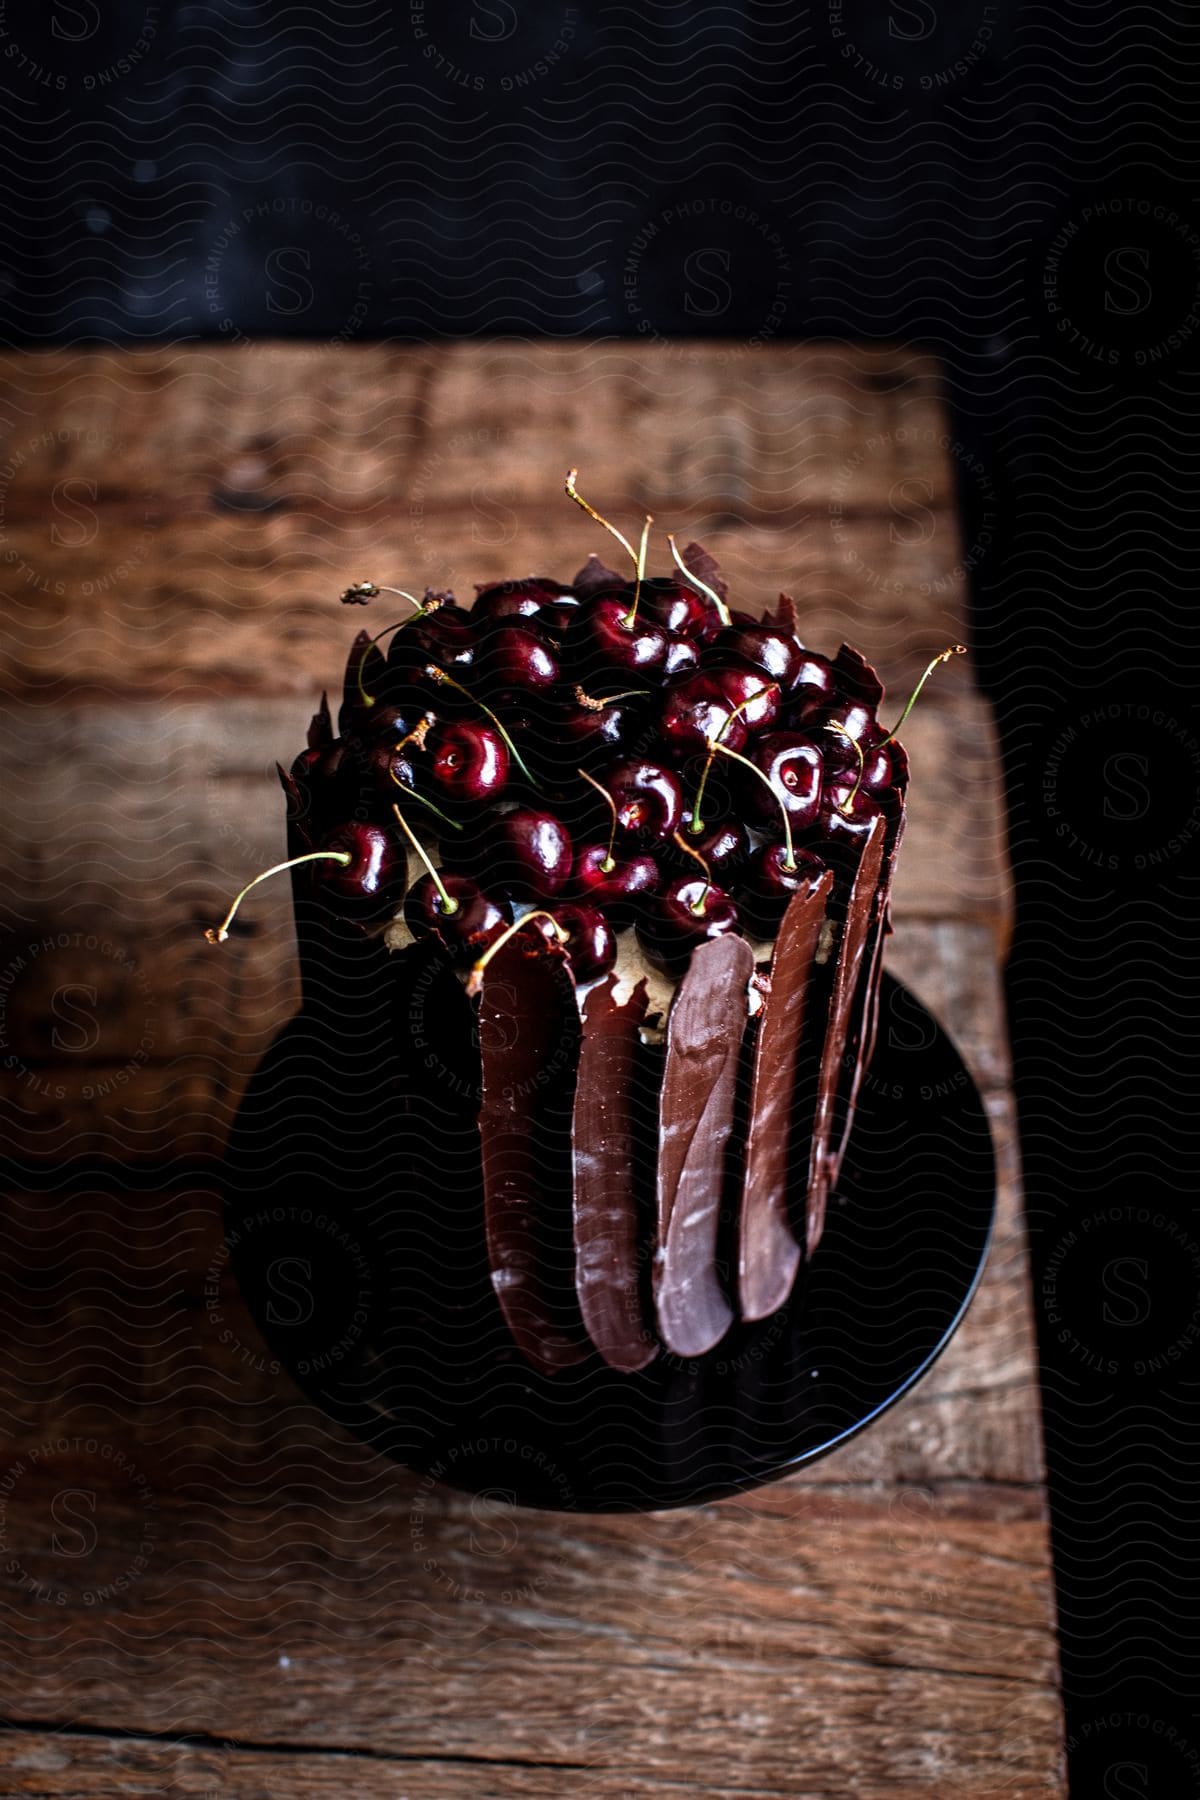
[[828, 791, 907, 1191], [572, 976, 657, 1372], [805, 812, 888, 1257], [477, 935, 589, 1376], [738, 866, 835, 1322], [655, 934, 755, 1358]]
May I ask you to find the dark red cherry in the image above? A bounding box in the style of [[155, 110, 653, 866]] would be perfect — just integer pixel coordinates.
[[478, 807, 572, 900], [663, 633, 700, 679], [403, 871, 512, 964], [472, 577, 568, 624], [361, 737, 419, 806], [565, 595, 670, 689], [789, 652, 838, 709], [820, 720, 898, 796], [709, 621, 803, 689], [745, 732, 823, 828], [673, 814, 750, 882], [426, 720, 509, 807], [551, 693, 646, 770], [637, 875, 742, 976], [570, 843, 660, 924], [811, 780, 888, 873], [538, 599, 581, 635], [792, 694, 875, 744], [599, 758, 684, 845], [314, 822, 407, 919], [637, 577, 722, 643], [658, 668, 779, 758], [739, 844, 828, 936], [478, 623, 561, 699], [529, 902, 617, 984]]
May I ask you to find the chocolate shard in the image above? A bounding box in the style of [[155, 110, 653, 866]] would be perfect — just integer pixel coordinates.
[[654, 935, 754, 1358], [572, 552, 625, 596], [307, 690, 333, 750], [771, 591, 800, 639], [680, 539, 728, 601], [343, 629, 385, 718], [833, 643, 885, 709], [829, 798, 907, 1190], [572, 977, 657, 1372], [739, 867, 834, 1322], [806, 813, 888, 1255], [477, 936, 588, 1375]]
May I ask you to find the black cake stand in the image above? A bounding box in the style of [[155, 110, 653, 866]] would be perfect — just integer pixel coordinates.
[[222, 970, 995, 1512]]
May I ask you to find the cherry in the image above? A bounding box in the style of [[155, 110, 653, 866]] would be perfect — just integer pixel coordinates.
[[663, 633, 700, 679], [822, 723, 896, 796], [565, 595, 670, 690], [658, 668, 779, 758], [426, 719, 509, 808], [811, 779, 888, 873], [472, 577, 567, 624], [598, 758, 684, 846], [743, 732, 823, 828], [551, 690, 647, 771], [672, 814, 750, 882], [528, 902, 617, 983], [637, 874, 742, 976], [739, 844, 828, 936], [789, 651, 838, 709], [638, 576, 722, 642], [476, 807, 573, 900], [205, 824, 408, 943], [709, 621, 803, 689], [479, 623, 561, 699], [404, 871, 512, 964], [570, 842, 660, 923]]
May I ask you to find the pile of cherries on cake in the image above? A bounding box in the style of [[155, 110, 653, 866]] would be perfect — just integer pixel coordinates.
[[235, 481, 923, 984]]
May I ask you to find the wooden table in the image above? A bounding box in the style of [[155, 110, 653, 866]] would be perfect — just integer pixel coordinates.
[[0, 344, 1063, 1798]]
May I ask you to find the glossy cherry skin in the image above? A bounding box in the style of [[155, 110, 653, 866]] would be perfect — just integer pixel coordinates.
[[551, 693, 647, 771], [820, 720, 898, 796], [744, 731, 823, 827], [478, 623, 561, 699], [663, 633, 700, 679], [739, 845, 828, 936], [570, 842, 660, 925], [658, 668, 780, 758], [672, 813, 750, 883], [403, 871, 512, 964], [789, 651, 838, 710], [708, 621, 803, 690], [637, 875, 743, 976], [599, 758, 684, 846], [809, 780, 889, 874], [637, 577, 722, 643], [472, 577, 567, 625], [314, 822, 407, 919], [426, 720, 509, 807], [565, 595, 670, 690], [791, 694, 875, 745], [476, 807, 573, 901], [529, 902, 617, 984]]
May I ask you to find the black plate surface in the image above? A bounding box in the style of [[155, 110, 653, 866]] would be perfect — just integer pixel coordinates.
[[223, 971, 995, 1511]]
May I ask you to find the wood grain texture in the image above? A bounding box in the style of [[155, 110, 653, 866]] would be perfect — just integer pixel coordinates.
[[0, 342, 1060, 1798]]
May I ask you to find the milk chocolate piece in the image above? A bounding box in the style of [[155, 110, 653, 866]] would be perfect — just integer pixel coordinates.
[[477, 936, 587, 1375], [572, 977, 656, 1372], [655, 935, 754, 1358], [806, 813, 887, 1254], [738, 867, 834, 1322]]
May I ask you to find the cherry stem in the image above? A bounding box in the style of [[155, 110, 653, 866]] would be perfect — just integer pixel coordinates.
[[564, 468, 641, 570], [690, 686, 769, 834], [879, 644, 967, 746], [573, 686, 648, 710], [465, 910, 568, 998], [391, 805, 458, 916], [823, 721, 865, 816], [422, 665, 540, 789], [205, 850, 351, 943], [386, 764, 463, 832], [672, 830, 713, 914], [355, 599, 434, 709], [577, 767, 619, 872], [708, 739, 796, 871], [666, 533, 732, 628], [621, 513, 654, 630]]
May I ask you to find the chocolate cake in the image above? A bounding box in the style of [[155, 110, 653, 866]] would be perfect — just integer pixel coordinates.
[[209, 476, 962, 1377]]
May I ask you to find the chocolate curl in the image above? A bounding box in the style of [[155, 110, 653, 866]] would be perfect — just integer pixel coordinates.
[[654, 934, 754, 1358], [738, 866, 834, 1322], [572, 552, 625, 597], [307, 691, 334, 750], [477, 936, 588, 1375], [806, 813, 888, 1256], [572, 977, 657, 1372]]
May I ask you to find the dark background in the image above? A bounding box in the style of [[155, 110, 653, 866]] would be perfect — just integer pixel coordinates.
[[4, 2, 1199, 1788]]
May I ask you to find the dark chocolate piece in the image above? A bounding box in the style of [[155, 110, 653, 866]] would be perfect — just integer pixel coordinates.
[[572, 977, 657, 1372], [307, 690, 333, 750], [679, 539, 729, 602], [572, 552, 624, 597], [832, 642, 885, 708], [477, 936, 587, 1375], [655, 934, 754, 1358], [738, 867, 834, 1322], [806, 813, 887, 1255]]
